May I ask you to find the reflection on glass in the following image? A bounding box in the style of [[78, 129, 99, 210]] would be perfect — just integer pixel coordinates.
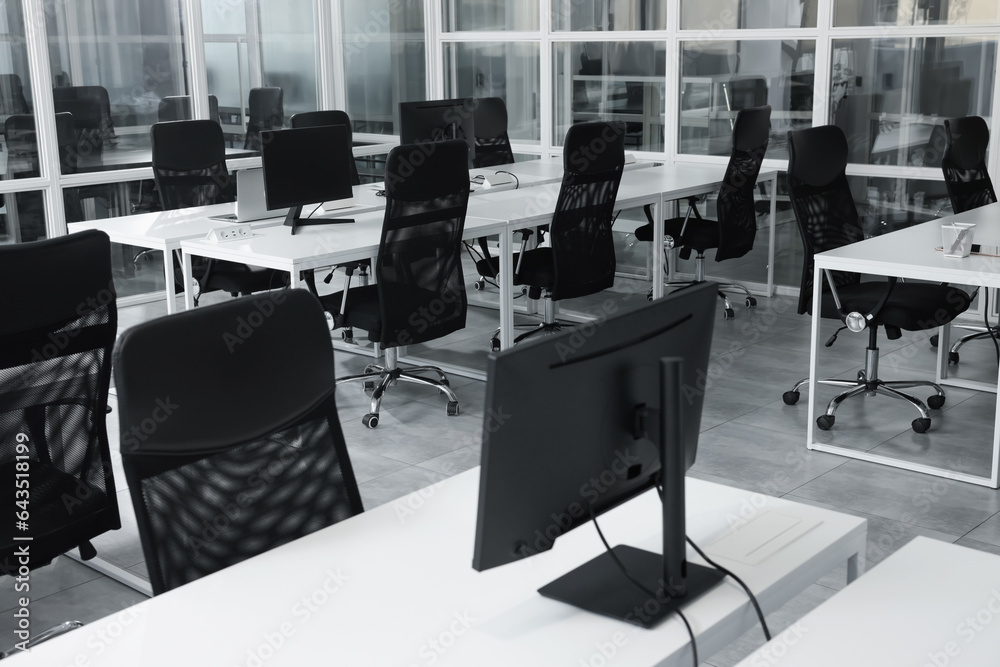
[[831, 37, 996, 166], [0, 190, 45, 244], [553, 41, 666, 150], [835, 0, 1000, 26], [342, 0, 426, 135], [258, 0, 317, 117], [445, 0, 538, 31], [679, 40, 815, 158], [551, 0, 665, 31], [682, 0, 817, 29], [201, 0, 247, 33], [443, 42, 540, 142], [45, 0, 187, 164], [846, 175, 952, 236]]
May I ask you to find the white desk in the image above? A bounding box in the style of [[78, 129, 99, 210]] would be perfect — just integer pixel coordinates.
[[809, 203, 1000, 487], [736, 537, 1000, 667], [6, 471, 865, 666]]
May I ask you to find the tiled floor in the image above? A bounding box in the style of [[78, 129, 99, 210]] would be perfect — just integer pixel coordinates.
[[4, 274, 1000, 666]]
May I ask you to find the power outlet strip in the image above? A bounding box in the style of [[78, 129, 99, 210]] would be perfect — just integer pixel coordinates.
[[206, 224, 254, 242], [624, 153, 637, 165], [482, 172, 515, 189]]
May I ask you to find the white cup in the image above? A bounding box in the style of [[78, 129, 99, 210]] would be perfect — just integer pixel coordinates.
[[942, 223, 976, 258]]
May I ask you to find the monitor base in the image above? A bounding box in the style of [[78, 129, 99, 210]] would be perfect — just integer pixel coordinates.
[[284, 205, 355, 235], [538, 544, 726, 629]]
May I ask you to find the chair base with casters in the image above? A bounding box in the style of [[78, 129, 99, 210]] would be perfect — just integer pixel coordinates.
[[489, 295, 562, 350], [336, 347, 459, 429], [929, 324, 998, 364], [782, 326, 947, 434]]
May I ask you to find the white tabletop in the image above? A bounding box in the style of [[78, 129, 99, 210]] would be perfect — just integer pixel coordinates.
[[6, 471, 865, 666], [736, 536, 1000, 666]]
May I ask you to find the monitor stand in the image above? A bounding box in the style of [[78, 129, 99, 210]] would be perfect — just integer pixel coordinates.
[[284, 205, 355, 235], [538, 357, 726, 629]]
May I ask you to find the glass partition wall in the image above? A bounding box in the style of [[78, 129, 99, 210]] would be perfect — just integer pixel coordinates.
[[4, 0, 1000, 302]]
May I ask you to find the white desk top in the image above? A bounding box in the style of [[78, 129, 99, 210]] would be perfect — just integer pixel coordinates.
[[736, 537, 1000, 667], [814, 203, 1000, 288], [7, 471, 865, 666]]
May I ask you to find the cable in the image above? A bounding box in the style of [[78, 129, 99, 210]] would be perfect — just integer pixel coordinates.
[[687, 536, 771, 642], [495, 170, 518, 188], [304, 202, 323, 219], [470, 174, 485, 184], [588, 504, 698, 667]]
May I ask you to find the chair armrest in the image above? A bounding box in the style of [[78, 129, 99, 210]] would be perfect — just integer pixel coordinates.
[[823, 270, 897, 330]]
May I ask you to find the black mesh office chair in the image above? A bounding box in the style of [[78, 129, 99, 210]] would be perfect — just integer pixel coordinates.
[[151, 120, 287, 304], [290, 110, 361, 185], [322, 140, 470, 428], [0, 230, 121, 576], [489, 121, 625, 349], [928, 116, 999, 363], [781, 125, 972, 433], [115, 290, 363, 595], [635, 106, 770, 319], [0, 74, 29, 116], [156, 94, 222, 124], [244, 87, 283, 150], [53, 85, 116, 146], [4, 113, 83, 225]]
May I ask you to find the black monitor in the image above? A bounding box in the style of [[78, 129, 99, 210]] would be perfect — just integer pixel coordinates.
[[260, 125, 355, 235], [399, 98, 476, 166], [473, 282, 724, 628]]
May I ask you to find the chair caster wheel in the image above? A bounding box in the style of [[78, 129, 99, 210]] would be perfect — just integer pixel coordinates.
[[647, 288, 654, 302], [362, 413, 379, 429], [927, 395, 946, 410], [948, 351, 960, 364], [929, 334, 939, 348], [341, 330, 353, 343], [912, 417, 931, 433], [746, 297, 757, 308], [723, 308, 735, 320], [817, 414, 835, 430], [490, 337, 501, 352], [782, 391, 800, 405], [474, 280, 484, 291], [446, 401, 460, 416]]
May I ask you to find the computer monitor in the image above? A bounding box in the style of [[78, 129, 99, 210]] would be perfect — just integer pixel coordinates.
[[473, 282, 724, 628], [260, 125, 355, 235], [399, 98, 476, 166]]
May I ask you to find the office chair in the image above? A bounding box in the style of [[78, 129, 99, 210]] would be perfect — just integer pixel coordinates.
[[290, 110, 361, 185], [924, 116, 999, 363], [114, 290, 363, 595], [4, 113, 83, 223], [151, 119, 288, 304], [322, 140, 469, 428], [53, 85, 116, 146], [157, 94, 222, 124], [634, 106, 771, 319], [0, 229, 122, 574], [244, 86, 283, 150], [488, 121, 625, 349], [781, 125, 972, 433], [0, 73, 29, 116]]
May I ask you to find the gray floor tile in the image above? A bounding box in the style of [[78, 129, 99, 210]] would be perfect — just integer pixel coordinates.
[[955, 537, 1000, 556], [358, 466, 449, 510], [344, 447, 412, 485], [86, 489, 146, 570], [416, 445, 482, 476], [340, 400, 481, 465], [0, 558, 101, 615], [964, 511, 1000, 548]]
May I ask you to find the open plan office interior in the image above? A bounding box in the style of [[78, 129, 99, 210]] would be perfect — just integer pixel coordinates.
[[5, 1, 1000, 665]]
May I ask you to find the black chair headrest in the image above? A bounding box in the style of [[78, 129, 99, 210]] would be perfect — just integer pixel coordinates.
[[150, 120, 226, 171], [385, 139, 469, 201], [290, 110, 351, 130], [944, 116, 989, 170], [787, 125, 848, 187], [473, 98, 508, 140], [563, 121, 626, 174], [733, 106, 771, 152]]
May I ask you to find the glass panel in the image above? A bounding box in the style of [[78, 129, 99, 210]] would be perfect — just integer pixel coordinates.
[[679, 40, 815, 159], [832, 37, 996, 166], [45, 0, 188, 170], [201, 0, 248, 34], [681, 0, 817, 29], [553, 41, 666, 151], [342, 1, 426, 135], [835, 0, 1000, 26], [443, 42, 540, 143], [0, 1, 36, 186], [445, 0, 538, 31], [551, 0, 666, 31], [0, 190, 45, 244], [258, 0, 317, 118], [205, 41, 251, 138]]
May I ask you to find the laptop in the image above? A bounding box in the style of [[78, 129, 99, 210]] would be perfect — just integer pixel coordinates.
[[209, 168, 289, 222]]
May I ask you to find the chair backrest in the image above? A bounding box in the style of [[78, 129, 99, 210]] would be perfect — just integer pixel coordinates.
[[472, 97, 515, 168], [942, 116, 997, 214], [378, 140, 470, 348], [151, 120, 234, 210], [52, 85, 115, 143], [727, 76, 768, 111], [4, 113, 78, 177], [715, 105, 771, 262], [289, 110, 361, 185], [158, 95, 192, 122], [0, 230, 120, 573], [244, 86, 283, 150], [114, 290, 363, 595], [786, 125, 864, 315], [548, 121, 625, 301], [0, 73, 29, 115]]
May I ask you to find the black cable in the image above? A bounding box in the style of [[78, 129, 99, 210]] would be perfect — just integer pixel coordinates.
[[495, 170, 518, 188], [470, 174, 486, 184], [304, 202, 323, 219], [589, 504, 698, 667], [687, 536, 771, 642]]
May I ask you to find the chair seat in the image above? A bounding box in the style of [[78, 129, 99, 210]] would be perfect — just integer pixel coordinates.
[[820, 282, 971, 332], [514, 247, 555, 290], [634, 218, 720, 254], [323, 283, 455, 345], [204, 262, 288, 295]]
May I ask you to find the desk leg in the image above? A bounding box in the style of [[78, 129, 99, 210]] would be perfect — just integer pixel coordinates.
[[767, 173, 777, 297], [182, 251, 195, 310], [935, 323, 951, 385], [846, 552, 861, 584], [499, 228, 514, 349], [993, 349, 1000, 487], [290, 269, 301, 289], [807, 263, 822, 450], [651, 196, 664, 300], [163, 249, 177, 315]]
